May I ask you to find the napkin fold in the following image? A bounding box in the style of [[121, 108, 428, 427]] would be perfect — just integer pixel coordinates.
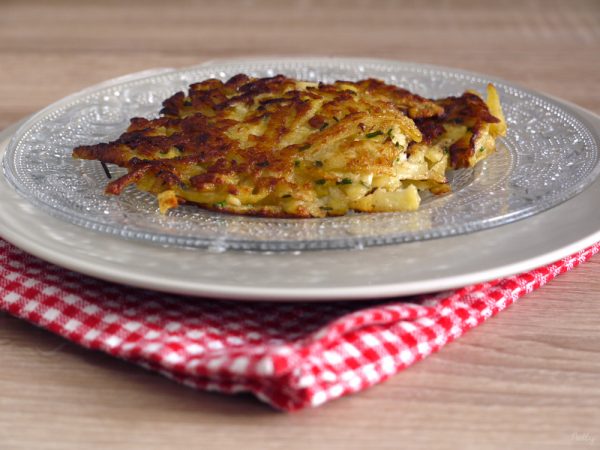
[[1, 238, 598, 411]]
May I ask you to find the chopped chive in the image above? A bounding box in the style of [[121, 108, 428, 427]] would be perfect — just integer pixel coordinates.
[[213, 201, 226, 208], [294, 160, 301, 167], [479, 146, 485, 152], [319, 122, 329, 131], [333, 116, 340, 122], [315, 179, 326, 185], [256, 160, 270, 167], [314, 160, 324, 167], [387, 128, 393, 136], [100, 162, 112, 179], [282, 194, 292, 198], [299, 143, 311, 151], [337, 178, 352, 185], [366, 130, 384, 139]]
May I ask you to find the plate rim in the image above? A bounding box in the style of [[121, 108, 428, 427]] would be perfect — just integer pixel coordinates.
[[5, 57, 599, 252]]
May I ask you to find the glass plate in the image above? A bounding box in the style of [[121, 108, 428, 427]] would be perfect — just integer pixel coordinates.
[[3, 58, 599, 251]]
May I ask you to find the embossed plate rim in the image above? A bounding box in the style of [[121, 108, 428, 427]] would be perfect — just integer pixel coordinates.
[[2, 57, 599, 251]]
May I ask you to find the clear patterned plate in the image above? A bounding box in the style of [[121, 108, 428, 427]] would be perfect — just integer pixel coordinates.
[[3, 58, 600, 251]]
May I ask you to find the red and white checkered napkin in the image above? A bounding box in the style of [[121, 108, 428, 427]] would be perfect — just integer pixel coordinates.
[[1, 239, 598, 411]]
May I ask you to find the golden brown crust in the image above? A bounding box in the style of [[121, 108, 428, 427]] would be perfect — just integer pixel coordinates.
[[72, 74, 504, 217], [414, 92, 501, 168]]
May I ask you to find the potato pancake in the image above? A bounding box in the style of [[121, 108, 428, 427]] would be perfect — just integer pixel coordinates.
[[72, 74, 506, 217]]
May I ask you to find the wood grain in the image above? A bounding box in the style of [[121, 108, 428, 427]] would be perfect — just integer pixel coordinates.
[[1, 1, 599, 449]]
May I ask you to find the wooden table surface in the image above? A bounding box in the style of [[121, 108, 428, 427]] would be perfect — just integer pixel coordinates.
[[1, 1, 600, 449]]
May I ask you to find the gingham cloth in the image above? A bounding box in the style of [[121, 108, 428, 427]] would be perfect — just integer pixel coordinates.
[[1, 239, 598, 411]]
